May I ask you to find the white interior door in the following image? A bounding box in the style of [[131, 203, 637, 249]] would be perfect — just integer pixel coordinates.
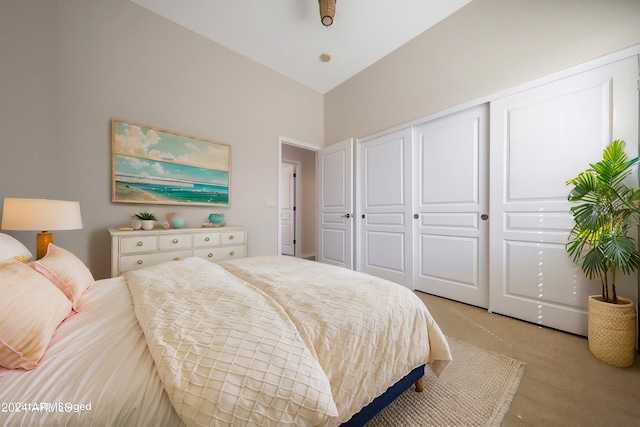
[[357, 128, 413, 287], [413, 104, 489, 307], [489, 56, 639, 336], [280, 162, 295, 256], [317, 139, 354, 268]]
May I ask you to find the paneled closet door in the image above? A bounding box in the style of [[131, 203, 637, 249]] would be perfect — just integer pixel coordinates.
[[357, 128, 413, 288], [317, 139, 354, 269], [489, 56, 639, 336], [413, 104, 489, 308], [280, 162, 295, 256]]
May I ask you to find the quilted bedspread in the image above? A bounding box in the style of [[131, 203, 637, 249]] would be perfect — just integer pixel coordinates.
[[125, 258, 338, 427], [220, 256, 452, 425], [126, 256, 451, 427]]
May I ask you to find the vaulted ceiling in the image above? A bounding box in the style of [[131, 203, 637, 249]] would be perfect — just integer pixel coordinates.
[[130, 0, 472, 93]]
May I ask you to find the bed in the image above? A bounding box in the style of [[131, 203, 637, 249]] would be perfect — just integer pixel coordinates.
[[0, 234, 451, 427]]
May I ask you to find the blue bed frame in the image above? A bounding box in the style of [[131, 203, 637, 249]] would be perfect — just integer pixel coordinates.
[[340, 365, 425, 427]]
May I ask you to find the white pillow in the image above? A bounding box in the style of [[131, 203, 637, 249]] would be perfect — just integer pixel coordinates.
[[0, 233, 33, 264]]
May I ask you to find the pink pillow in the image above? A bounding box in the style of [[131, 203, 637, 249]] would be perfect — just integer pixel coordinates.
[[34, 244, 95, 311], [0, 260, 72, 370]]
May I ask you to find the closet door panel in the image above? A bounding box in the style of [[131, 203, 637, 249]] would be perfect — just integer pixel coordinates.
[[490, 56, 638, 336], [318, 139, 354, 269], [413, 104, 489, 307], [507, 85, 607, 201], [357, 128, 413, 287]]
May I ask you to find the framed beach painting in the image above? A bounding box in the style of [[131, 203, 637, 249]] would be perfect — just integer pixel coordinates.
[[112, 119, 230, 206]]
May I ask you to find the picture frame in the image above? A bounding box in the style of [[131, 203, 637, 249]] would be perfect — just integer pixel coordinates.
[[112, 119, 231, 207]]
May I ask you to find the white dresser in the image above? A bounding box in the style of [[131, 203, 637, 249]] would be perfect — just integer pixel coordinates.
[[109, 227, 246, 277]]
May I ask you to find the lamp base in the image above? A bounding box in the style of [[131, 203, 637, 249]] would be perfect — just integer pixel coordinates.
[[36, 231, 53, 259]]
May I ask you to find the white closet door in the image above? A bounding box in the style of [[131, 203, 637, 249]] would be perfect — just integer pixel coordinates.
[[357, 128, 413, 287], [317, 139, 354, 269], [413, 104, 489, 307], [490, 56, 639, 336]]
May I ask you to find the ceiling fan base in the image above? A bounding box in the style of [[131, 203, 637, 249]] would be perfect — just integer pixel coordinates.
[[319, 0, 336, 27]]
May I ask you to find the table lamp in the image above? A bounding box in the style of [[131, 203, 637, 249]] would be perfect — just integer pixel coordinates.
[[1, 197, 83, 259]]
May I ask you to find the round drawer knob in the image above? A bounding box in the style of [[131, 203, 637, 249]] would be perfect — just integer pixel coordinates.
[[204, 237, 210, 242], [229, 251, 235, 256], [173, 239, 179, 244], [229, 235, 235, 240], [137, 260, 143, 265], [207, 253, 213, 258], [137, 241, 143, 247], [174, 257, 179, 261]]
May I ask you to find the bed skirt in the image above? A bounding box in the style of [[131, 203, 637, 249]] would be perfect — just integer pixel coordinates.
[[340, 365, 425, 427]]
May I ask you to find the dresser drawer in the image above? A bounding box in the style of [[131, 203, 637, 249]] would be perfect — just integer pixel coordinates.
[[221, 230, 245, 245], [223, 246, 246, 260], [110, 227, 246, 277], [120, 235, 158, 254], [159, 234, 193, 250], [193, 232, 221, 248], [120, 250, 192, 272], [194, 246, 245, 262]]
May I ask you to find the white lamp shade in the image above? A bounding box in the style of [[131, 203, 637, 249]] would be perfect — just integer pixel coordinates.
[[1, 198, 83, 231]]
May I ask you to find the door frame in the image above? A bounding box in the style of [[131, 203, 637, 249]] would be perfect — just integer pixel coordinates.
[[277, 136, 321, 258]]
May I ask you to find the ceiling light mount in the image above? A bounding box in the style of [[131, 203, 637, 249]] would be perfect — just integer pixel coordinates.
[[318, 0, 336, 27]]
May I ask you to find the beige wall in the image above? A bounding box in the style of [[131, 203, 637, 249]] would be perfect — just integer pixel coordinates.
[[325, 0, 640, 144], [0, 0, 323, 279], [0, 1, 59, 253], [3, 0, 640, 279]]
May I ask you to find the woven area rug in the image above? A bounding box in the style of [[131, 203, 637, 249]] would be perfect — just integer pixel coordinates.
[[366, 337, 526, 427]]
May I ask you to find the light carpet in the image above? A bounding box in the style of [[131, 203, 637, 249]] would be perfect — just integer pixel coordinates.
[[366, 337, 526, 427]]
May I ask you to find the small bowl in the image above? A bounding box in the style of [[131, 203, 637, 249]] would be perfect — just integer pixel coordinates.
[[208, 213, 225, 225]]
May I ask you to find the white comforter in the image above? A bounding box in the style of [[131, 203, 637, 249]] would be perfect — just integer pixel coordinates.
[[126, 256, 451, 427], [220, 256, 452, 425], [125, 258, 338, 427]]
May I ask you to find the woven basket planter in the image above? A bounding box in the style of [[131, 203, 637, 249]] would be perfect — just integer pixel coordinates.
[[588, 295, 637, 368]]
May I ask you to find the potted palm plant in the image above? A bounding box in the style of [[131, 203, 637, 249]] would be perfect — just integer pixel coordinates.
[[566, 140, 639, 367]]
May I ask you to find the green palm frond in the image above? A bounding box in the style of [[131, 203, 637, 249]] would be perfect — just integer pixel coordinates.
[[566, 140, 640, 303]]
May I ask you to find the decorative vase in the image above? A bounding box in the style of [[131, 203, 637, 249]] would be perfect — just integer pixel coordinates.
[[131, 216, 142, 230], [588, 295, 637, 367], [171, 216, 185, 229], [208, 213, 225, 226], [141, 219, 155, 230]]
